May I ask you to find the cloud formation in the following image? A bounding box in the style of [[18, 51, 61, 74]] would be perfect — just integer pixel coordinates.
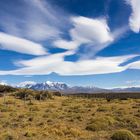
[[0, 32, 47, 55], [127, 60, 140, 69], [127, 0, 140, 33], [0, 0, 65, 41], [0, 53, 136, 75], [0, 0, 139, 77], [54, 16, 113, 53]]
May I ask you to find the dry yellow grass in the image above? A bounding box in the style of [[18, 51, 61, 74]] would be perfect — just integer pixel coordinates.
[[0, 95, 140, 140]]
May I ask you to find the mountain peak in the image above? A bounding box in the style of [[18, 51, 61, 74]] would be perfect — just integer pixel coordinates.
[[17, 81, 68, 91], [17, 81, 36, 88]]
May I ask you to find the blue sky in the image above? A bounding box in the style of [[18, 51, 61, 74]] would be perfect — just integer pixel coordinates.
[[0, 0, 140, 88]]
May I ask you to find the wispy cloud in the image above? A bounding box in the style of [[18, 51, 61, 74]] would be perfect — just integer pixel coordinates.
[[0, 32, 47, 55], [0, 54, 136, 75], [125, 80, 140, 84], [0, 0, 66, 41], [0, 0, 139, 77], [127, 59, 140, 69], [54, 16, 129, 61], [54, 16, 113, 53], [126, 0, 140, 33]]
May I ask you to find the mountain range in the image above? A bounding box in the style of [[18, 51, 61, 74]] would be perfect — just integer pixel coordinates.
[[15, 81, 140, 93], [17, 81, 69, 91]]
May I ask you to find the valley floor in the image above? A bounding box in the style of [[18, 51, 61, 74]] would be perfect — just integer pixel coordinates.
[[0, 96, 140, 140]]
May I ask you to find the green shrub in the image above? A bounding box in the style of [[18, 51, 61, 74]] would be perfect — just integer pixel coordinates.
[[111, 129, 137, 140], [86, 116, 116, 131]]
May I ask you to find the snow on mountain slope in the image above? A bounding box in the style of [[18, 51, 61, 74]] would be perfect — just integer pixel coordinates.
[[17, 81, 140, 93], [17, 81, 36, 88], [18, 81, 68, 91]]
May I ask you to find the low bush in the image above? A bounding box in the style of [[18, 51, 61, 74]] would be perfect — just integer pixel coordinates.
[[53, 91, 62, 96], [111, 129, 137, 140], [13, 89, 53, 101], [116, 117, 140, 128], [86, 116, 116, 131], [14, 89, 34, 99], [34, 91, 53, 100]]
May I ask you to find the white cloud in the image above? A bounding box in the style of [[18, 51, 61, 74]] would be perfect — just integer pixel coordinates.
[[0, 1, 138, 77], [127, 60, 140, 69], [127, 0, 140, 33], [53, 40, 80, 50], [71, 17, 113, 44], [15, 50, 75, 67], [23, 0, 61, 41], [0, 32, 47, 55], [26, 23, 59, 41], [54, 16, 113, 53], [0, 53, 136, 76], [0, 0, 64, 41]]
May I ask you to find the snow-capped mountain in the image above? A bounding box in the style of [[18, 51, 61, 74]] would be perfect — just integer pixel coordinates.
[[0, 81, 7, 85], [16, 81, 140, 93], [17, 81, 108, 93], [17, 81, 36, 88], [18, 81, 69, 91]]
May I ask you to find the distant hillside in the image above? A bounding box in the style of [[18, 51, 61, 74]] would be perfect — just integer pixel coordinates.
[[65, 86, 109, 93], [112, 87, 140, 92]]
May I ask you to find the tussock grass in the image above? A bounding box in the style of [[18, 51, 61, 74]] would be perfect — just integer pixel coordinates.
[[0, 95, 139, 139], [111, 129, 137, 140]]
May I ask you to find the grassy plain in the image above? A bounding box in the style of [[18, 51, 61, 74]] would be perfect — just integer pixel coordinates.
[[0, 95, 140, 140]]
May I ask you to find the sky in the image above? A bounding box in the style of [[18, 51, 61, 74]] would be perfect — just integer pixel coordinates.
[[0, 0, 140, 88]]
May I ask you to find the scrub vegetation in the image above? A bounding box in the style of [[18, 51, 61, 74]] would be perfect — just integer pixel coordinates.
[[0, 85, 140, 140]]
